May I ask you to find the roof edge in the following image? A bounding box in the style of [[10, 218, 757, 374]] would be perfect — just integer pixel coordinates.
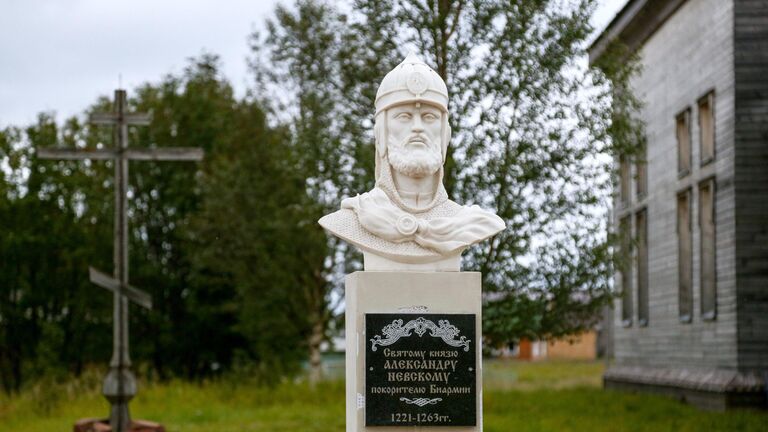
[[589, 0, 689, 66]]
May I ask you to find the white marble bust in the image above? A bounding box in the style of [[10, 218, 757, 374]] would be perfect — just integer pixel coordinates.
[[319, 54, 505, 270]]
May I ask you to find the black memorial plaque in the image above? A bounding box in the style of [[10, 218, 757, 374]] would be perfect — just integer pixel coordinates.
[[365, 313, 476, 427]]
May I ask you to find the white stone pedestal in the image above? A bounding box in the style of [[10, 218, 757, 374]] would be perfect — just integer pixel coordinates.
[[345, 271, 483, 432]]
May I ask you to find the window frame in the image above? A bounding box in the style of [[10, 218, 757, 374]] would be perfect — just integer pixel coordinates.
[[698, 90, 716, 167], [635, 208, 649, 327], [635, 145, 648, 200], [699, 177, 717, 321], [619, 154, 632, 209], [676, 108, 692, 178], [677, 188, 693, 323], [620, 215, 633, 327]]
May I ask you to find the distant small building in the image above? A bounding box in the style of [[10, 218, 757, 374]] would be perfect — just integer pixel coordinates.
[[547, 332, 598, 360], [508, 331, 597, 361], [590, 0, 768, 410]]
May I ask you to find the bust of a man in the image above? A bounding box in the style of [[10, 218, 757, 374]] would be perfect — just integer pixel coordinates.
[[319, 54, 504, 270]]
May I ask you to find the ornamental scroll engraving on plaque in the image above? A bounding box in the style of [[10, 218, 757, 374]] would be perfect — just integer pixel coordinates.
[[365, 313, 476, 427]]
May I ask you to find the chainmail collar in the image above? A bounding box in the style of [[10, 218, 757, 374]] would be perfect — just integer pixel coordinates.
[[375, 155, 449, 214]]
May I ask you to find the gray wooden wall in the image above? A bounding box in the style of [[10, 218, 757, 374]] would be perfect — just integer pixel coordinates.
[[734, 0, 768, 373], [613, 0, 739, 370]]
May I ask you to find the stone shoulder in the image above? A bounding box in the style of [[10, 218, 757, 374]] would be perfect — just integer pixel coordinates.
[[318, 200, 466, 264]]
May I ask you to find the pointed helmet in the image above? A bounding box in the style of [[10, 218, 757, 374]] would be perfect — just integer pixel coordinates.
[[375, 53, 448, 115], [372, 53, 451, 213]]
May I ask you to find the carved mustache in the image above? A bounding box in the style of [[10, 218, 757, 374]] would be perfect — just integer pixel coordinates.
[[406, 134, 431, 145]]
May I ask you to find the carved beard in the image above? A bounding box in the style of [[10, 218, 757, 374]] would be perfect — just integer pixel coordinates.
[[386, 133, 442, 178]]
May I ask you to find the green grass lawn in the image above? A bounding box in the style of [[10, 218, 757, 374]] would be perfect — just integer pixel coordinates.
[[1, 360, 766, 431]]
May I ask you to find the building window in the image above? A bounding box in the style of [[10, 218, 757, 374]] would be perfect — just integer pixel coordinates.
[[635, 145, 647, 199], [677, 189, 693, 323], [636, 209, 649, 326], [699, 178, 717, 320], [676, 108, 692, 177], [619, 155, 631, 207], [620, 216, 633, 327], [699, 91, 715, 165]]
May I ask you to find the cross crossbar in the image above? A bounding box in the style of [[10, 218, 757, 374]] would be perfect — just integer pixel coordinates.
[[37, 147, 204, 162], [90, 112, 152, 126], [89, 267, 153, 310], [37, 148, 116, 160], [124, 147, 204, 161]]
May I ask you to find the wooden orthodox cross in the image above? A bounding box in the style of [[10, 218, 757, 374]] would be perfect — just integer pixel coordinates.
[[38, 89, 203, 432]]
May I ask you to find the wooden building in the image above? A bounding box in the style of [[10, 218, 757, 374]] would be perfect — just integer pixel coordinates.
[[589, 0, 768, 409], [512, 332, 598, 361]]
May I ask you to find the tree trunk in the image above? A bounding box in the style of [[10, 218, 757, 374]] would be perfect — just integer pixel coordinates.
[[11, 347, 22, 393], [0, 349, 11, 394], [308, 318, 324, 386]]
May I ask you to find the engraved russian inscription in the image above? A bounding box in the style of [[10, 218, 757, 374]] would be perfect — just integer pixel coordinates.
[[365, 313, 476, 427]]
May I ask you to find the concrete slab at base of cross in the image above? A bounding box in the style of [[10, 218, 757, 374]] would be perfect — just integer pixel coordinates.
[[73, 418, 165, 432]]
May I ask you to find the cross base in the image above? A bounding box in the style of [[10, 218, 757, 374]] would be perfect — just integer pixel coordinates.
[[73, 418, 165, 432]]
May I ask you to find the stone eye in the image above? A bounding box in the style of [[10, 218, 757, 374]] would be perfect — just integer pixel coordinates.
[[395, 112, 413, 121], [422, 113, 438, 122]]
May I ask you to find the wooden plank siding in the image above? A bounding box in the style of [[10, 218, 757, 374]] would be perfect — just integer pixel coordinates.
[[734, 0, 768, 373], [612, 0, 739, 370]]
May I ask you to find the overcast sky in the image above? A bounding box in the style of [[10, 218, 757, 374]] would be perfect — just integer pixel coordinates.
[[0, 0, 627, 128]]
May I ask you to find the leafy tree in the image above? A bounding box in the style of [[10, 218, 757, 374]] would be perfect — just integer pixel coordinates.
[[127, 54, 243, 379], [118, 52, 330, 379], [249, 0, 363, 382], [1, 50, 337, 390], [0, 116, 114, 392], [0, 55, 279, 390], [253, 0, 629, 346], [190, 96, 325, 378]]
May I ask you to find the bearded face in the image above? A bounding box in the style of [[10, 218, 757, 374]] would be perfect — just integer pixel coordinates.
[[385, 103, 443, 178]]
